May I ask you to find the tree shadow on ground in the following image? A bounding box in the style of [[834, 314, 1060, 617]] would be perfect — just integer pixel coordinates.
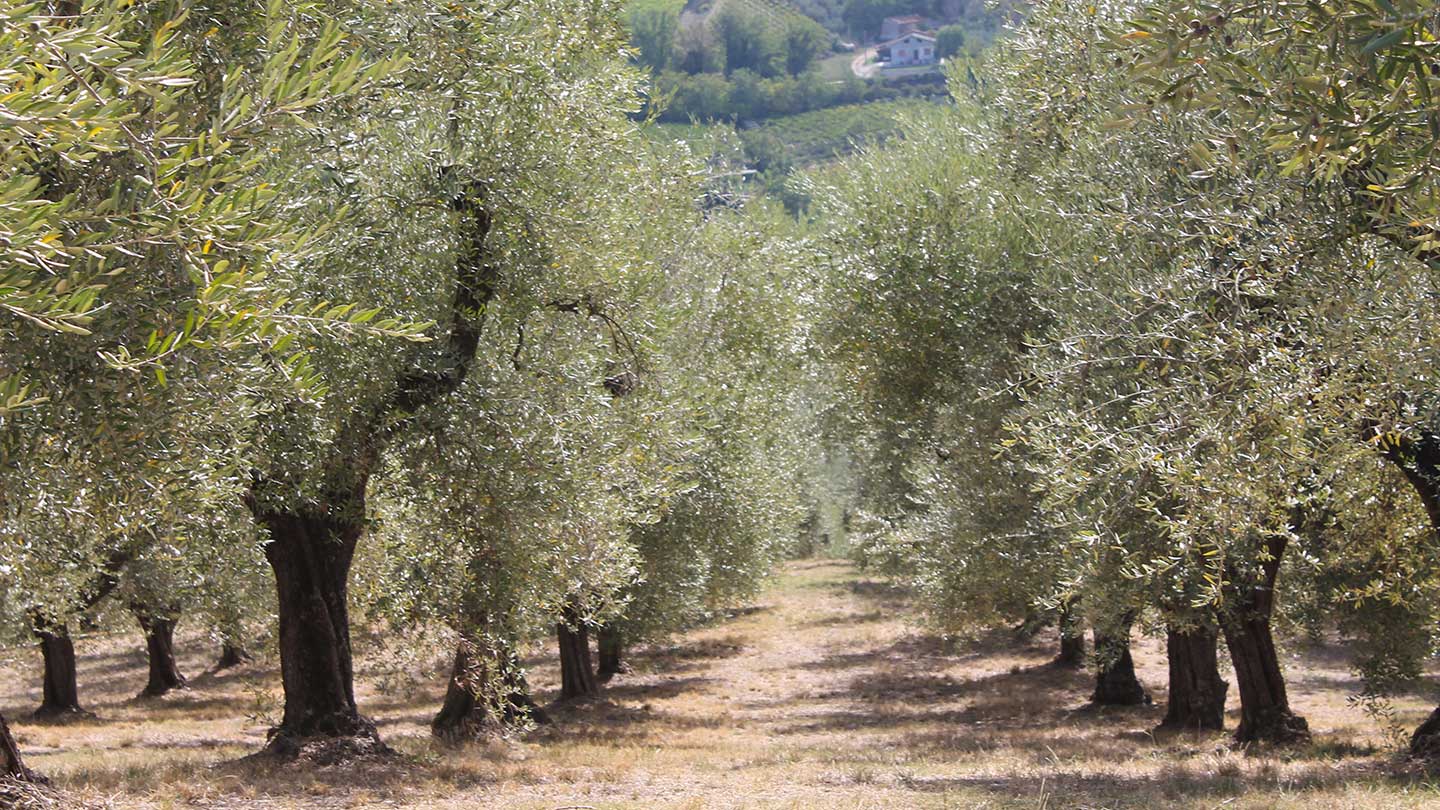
[[773, 661, 1099, 736], [1290, 669, 1440, 702], [211, 748, 426, 801], [801, 610, 888, 628], [597, 674, 716, 703], [631, 635, 750, 671], [715, 604, 771, 620], [825, 578, 913, 612], [122, 692, 254, 716], [794, 627, 1052, 674], [767, 609, 1187, 769], [527, 687, 729, 747], [893, 757, 1419, 805]]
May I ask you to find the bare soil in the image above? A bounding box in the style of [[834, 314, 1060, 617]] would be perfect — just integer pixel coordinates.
[[4, 559, 1440, 808]]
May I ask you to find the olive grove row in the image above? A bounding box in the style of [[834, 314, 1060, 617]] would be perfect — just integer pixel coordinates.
[[1, 0, 822, 777], [818, 0, 1440, 756]]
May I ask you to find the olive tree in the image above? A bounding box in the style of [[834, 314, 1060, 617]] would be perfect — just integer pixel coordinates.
[[1, 0, 397, 770], [600, 202, 816, 678], [363, 144, 705, 735], [231, 0, 701, 756], [810, 92, 1061, 648]]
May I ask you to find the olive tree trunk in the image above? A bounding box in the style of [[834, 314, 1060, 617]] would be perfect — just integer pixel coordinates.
[[249, 499, 381, 753], [1410, 709, 1440, 760], [28, 545, 133, 720], [432, 636, 547, 741], [557, 606, 599, 701], [32, 625, 84, 720], [1014, 608, 1051, 641], [0, 714, 22, 778], [1159, 625, 1227, 731], [1222, 535, 1309, 744], [1379, 431, 1440, 758], [1055, 603, 1085, 668], [597, 626, 626, 682], [1091, 617, 1150, 706], [1, 713, 42, 784], [1058, 633, 1086, 668], [135, 609, 187, 698], [216, 640, 253, 670], [213, 607, 254, 670]]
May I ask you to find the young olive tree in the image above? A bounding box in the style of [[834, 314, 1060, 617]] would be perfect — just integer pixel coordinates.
[[811, 101, 1059, 645], [601, 202, 816, 677]]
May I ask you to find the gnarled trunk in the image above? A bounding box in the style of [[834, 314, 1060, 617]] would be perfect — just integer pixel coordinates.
[[1160, 625, 1227, 731], [1055, 603, 1085, 668], [1091, 618, 1149, 706], [1, 713, 42, 784], [216, 641, 253, 670], [32, 624, 84, 720], [1382, 432, 1440, 757], [432, 637, 546, 740], [1223, 618, 1308, 743], [1411, 708, 1440, 760], [135, 610, 187, 697], [1222, 535, 1308, 744], [250, 494, 382, 755], [1014, 607, 1051, 641], [557, 606, 598, 701], [597, 625, 625, 682], [0, 714, 21, 779]]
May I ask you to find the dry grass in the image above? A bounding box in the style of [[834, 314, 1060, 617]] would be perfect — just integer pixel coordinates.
[[4, 560, 1440, 809]]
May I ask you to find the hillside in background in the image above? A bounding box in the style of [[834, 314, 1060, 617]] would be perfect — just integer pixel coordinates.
[[627, 0, 1014, 206], [680, 0, 1017, 42]]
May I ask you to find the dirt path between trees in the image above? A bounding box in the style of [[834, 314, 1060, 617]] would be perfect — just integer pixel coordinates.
[[4, 560, 1437, 809]]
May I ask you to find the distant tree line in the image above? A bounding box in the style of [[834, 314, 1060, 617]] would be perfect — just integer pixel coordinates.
[[629, 1, 862, 123], [631, 2, 832, 77], [624, 1, 1004, 124], [657, 69, 872, 122], [842, 1, 1015, 46], [840, 0, 944, 37]]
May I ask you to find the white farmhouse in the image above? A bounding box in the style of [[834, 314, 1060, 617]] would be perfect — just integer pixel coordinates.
[[879, 31, 937, 68]]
